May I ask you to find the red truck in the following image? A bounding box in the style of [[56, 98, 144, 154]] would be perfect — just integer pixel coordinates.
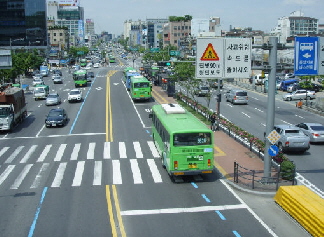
[[0, 86, 27, 131]]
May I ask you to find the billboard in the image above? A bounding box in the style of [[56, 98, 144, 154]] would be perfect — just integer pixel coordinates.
[[59, 0, 80, 7]]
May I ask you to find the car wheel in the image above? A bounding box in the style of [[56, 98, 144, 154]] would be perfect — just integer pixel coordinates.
[[288, 97, 292, 101]]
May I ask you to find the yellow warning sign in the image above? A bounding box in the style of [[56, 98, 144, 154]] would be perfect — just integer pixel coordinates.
[[200, 43, 219, 61]]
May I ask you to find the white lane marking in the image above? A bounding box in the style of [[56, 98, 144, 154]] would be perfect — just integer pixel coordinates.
[[37, 145, 52, 162], [93, 161, 102, 185], [295, 114, 304, 119], [0, 165, 15, 186], [112, 160, 122, 184], [103, 142, 111, 159], [133, 142, 143, 158], [241, 112, 251, 118], [31, 163, 49, 188], [220, 179, 279, 237], [130, 159, 143, 184], [70, 143, 81, 160], [147, 159, 162, 183], [119, 142, 127, 158], [20, 145, 37, 163], [147, 141, 159, 158], [87, 142, 96, 160], [11, 164, 33, 189], [72, 161, 85, 186], [254, 107, 264, 113], [5, 146, 24, 163], [51, 162, 67, 187], [121, 204, 247, 216], [54, 144, 67, 162]]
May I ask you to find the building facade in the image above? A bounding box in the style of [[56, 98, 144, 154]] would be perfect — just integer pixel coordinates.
[[0, 0, 47, 48]]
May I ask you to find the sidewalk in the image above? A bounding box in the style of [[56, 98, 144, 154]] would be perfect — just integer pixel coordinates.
[[152, 85, 277, 194]]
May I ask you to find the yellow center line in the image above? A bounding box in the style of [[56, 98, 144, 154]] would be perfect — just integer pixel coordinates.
[[106, 70, 117, 142], [106, 185, 118, 237], [112, 185, 126, 237]]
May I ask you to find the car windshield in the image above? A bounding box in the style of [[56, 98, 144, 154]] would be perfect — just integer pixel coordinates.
[[237, 92, 247, 96], [134, 82, 149, 88], [70, 90, 80, 95], [285, 129, 303, 135], [310, 125, 324, 131], [48, 111, 63, 117], [173, 133, 211, 146], [47, 94, 58, 98], [200, 87, 209, 90]]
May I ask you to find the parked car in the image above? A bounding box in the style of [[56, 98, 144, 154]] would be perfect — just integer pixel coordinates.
[[287, 83, 300, 92], [284, 73, 295, 79], [45, 93, 61, 106], [194, 86, 210, 97], [282, 89, 316, 101], [317, 78, 323, 84], [225, 89, 248, 105], [68, 89, 82, 103], [45, 108, 68, 127], [295, 123, 324, 143], [53, 75, 63, 84], [274, 124, 310, 153]]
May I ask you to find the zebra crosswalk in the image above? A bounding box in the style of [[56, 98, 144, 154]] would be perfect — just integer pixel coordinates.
[[0, 141, 166, 190], [0, 159, 164, 190], [0, 141, 160, 164]]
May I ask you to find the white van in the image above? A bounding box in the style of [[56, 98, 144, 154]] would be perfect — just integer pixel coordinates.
[[251, 74, 268, 85]]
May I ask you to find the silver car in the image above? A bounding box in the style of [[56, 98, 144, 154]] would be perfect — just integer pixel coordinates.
[[225, 89, 248, 105], [274, 124, 310, 153], [282, 89, 316, 101], [295, 123, 324, 143], [53, 75, 63, 84], [45, 93, 61, 106]]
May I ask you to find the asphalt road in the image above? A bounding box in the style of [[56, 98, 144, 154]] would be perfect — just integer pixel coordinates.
[[0, 55, 311, 237]]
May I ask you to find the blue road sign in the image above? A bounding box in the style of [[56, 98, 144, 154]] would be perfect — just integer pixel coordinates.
[[294, 37, 319, 75], [268, 145, 279, 157]]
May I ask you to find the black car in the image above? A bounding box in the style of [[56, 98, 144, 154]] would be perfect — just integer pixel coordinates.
[[52, 69, 62, 76], [87, 71, 94, 78], [45, 108, 68, 127]]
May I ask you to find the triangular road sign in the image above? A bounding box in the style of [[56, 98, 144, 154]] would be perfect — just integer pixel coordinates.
[[200, 43, 220, 61]]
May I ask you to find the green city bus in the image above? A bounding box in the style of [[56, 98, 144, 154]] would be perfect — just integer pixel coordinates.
[[80, 59, 87, 67], [130, 76, 152, 101], [150, 103, 214, 178], [73, 69, 88, 87], [109, 56, 116, 63]]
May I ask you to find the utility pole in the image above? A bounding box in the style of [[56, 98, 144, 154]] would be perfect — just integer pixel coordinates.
[[263, 37, 277, 181]]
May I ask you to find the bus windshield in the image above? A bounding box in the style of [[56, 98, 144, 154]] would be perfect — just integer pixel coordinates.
[[134, 82, 150, 88], [173, 132, 211, 146]]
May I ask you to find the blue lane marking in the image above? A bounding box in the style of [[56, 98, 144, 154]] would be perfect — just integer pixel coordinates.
[[69, 75, 98, 134], [28, 187, 48, 237], [191, 182, 198, 188], [201, 194, 211, 203], [146, 130, 150, 134], [215, 210, 226, 220], [232, 231, 242, 237]]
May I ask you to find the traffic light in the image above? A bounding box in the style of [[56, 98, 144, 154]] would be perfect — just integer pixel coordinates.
[[216, 94, 221, 102]]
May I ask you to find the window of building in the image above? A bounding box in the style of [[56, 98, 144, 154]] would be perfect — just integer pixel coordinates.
[[54, 33, 56, 36], [173, 26, 177, 30], [60, 33, 63, 36]]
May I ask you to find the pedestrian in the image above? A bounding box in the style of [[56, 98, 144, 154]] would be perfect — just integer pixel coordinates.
[[209, 113, 217, 131]]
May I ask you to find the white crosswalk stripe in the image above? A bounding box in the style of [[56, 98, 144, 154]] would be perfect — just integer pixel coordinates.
[[20, 145, 38, 163], [5, 146, 24, 163], [0, 141, 167, 189]]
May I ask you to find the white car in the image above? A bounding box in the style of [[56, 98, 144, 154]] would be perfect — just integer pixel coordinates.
[[53, 75, 63, 84], [282, 89, 316, 101], [32, 78, 44, 86], [68, 89, 82, 103], [93, 63, 100, 68]]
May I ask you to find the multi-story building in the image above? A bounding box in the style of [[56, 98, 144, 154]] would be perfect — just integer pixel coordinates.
[[146, 18, 169, 49], [0, 0, 47, 49], [271, 11, 318, 43], [48, 26, 69, 57], [124, 20, 147, 48], [85, 19, 95, 35], [47, 0, 84, 47], [163, 20, 191, 48]]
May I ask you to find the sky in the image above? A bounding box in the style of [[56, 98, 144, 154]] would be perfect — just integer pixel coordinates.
[[79, 0, 324, 35]]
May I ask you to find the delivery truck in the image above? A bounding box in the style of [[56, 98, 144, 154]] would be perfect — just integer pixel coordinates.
[[0, 86, 27, 131]]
